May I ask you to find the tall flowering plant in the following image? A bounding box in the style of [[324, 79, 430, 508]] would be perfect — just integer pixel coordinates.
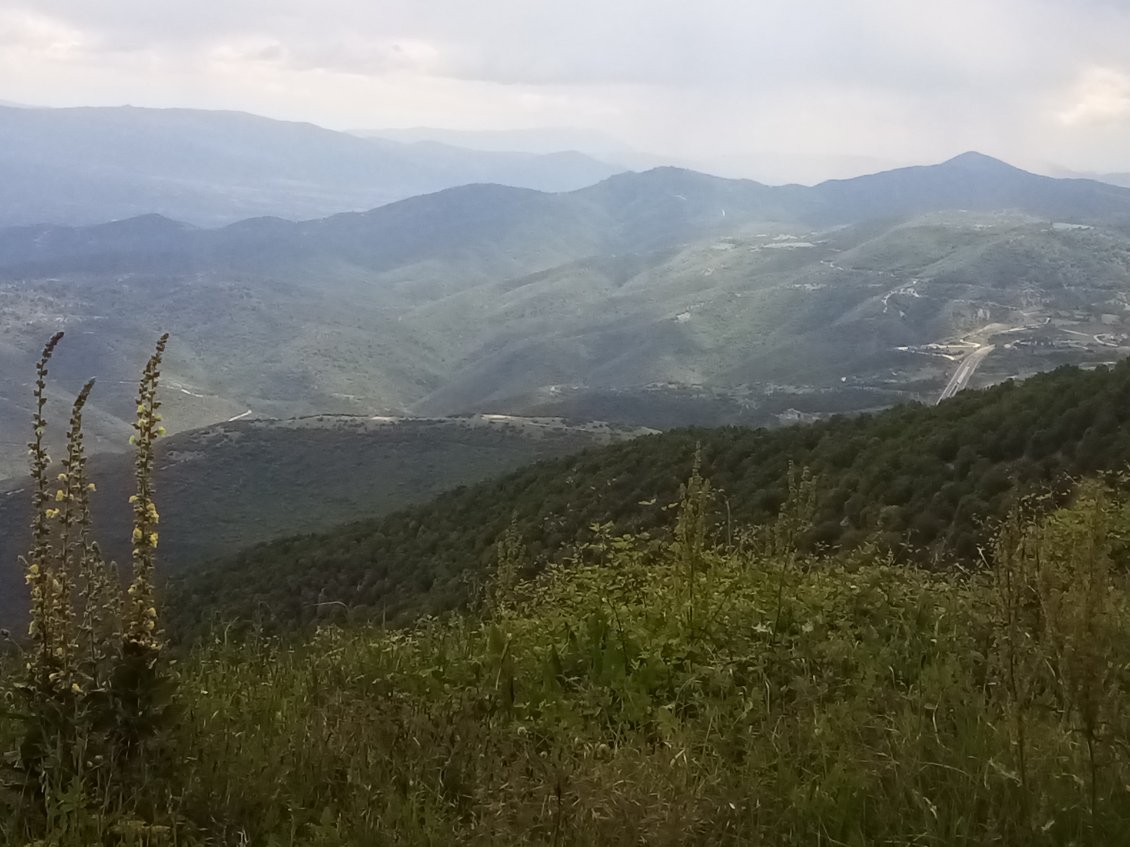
[[2, 333, 176, 834]]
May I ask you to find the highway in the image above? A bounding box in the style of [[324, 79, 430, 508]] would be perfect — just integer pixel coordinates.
[[937, 344, 995, 404]]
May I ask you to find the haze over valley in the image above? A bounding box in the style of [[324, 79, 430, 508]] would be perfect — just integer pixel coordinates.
[[2, 121, 1130, 479]]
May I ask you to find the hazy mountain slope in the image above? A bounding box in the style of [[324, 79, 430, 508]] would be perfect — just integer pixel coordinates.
[[1047, 166, 1130, 191], [0, 414, 647, 630], [3, 159, 1130, 479], [813, 152, 1130, 225], [9, 154, 1129, 279], [1099, 173, 1130, 189], [2, 216, 1129, 479], [356, 125, 639, 160], [0, 105, 623, 227], [166, 359, 1130, 637], [0, 270, 447, 477], [569, 167, 817, 245], [0, 184, 613, 282], [410, 214, 1130, 413]]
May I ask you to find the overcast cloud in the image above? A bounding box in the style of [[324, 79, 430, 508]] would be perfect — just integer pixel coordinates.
[[1, 0, 1128, 182]]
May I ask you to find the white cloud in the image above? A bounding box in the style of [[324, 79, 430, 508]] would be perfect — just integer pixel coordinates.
[[212, 36, 445, 78], [0, 9, 90, 59], [2, 0, 1130, 177], [1058, 66, 1130, 126]]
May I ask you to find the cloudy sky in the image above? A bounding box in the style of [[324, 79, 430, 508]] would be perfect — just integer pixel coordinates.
[[2, 0, 1129, 182]]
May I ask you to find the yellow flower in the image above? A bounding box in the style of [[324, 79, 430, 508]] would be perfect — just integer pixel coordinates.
[[132, 527, 143, 543], [55, 489, 65, 502], [87, 483, 97, 492], [149, 532, 159, 547], [57, 472, 68, 482], [71, 682, 82, 694], [45, 508, 59, 519]]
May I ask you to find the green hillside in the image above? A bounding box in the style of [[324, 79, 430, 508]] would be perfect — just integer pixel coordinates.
[[8, 343, 1130, 847], [19, 490, 1130, 845], [11, 474, 1130, 844], [5, 207, 1128, 480], [3, 156, 1130, 481], [0, 414, 646, 630], [167, 359, 1130, 638]]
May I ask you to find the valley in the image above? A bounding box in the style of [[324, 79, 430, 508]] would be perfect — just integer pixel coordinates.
[[2, 178, 1128, 478], [936, 341, 995, 403], [0, 413, 646, 629], [8, 1, 1130, 836], [165, 355, 1130, 637], [4, 141, 1130, 712]]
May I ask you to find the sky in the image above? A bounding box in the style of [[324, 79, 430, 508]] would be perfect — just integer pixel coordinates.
[[2, 0, 1129, 183]]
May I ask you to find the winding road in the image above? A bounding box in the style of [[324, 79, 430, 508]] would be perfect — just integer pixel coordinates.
[[937, 344, 995, 404]]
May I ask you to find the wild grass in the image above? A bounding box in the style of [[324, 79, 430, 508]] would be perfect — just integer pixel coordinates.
[[10, 481, 1130, 844]]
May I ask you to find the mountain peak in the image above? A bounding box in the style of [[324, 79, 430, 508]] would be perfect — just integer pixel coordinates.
[[90, 213, 194, 235], [939, 151, 1020, 173], [585, 166, 762, 195]]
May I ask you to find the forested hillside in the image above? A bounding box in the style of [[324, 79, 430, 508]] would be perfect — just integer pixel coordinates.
[[12, 477, 1130, 845], [167, 359, 1130, 637], [0, 414, 643, 630]]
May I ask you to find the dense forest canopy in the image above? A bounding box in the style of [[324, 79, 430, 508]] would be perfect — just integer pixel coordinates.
[[167, 359, 1130, 637]]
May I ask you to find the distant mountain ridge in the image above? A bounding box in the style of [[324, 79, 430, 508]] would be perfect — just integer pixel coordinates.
[[3, 152, 1128, 279], [0, 105, 624, 227], [355, 125, 641, 160], [813, 152, 1130, 224], [2, 151, 1129, 481]]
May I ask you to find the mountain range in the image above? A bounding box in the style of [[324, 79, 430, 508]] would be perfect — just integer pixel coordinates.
[[353, 125, 642, 162], [0, 105, 624, 227], [5, 152, 1129, 276], [2, 151, 1130, 479]]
